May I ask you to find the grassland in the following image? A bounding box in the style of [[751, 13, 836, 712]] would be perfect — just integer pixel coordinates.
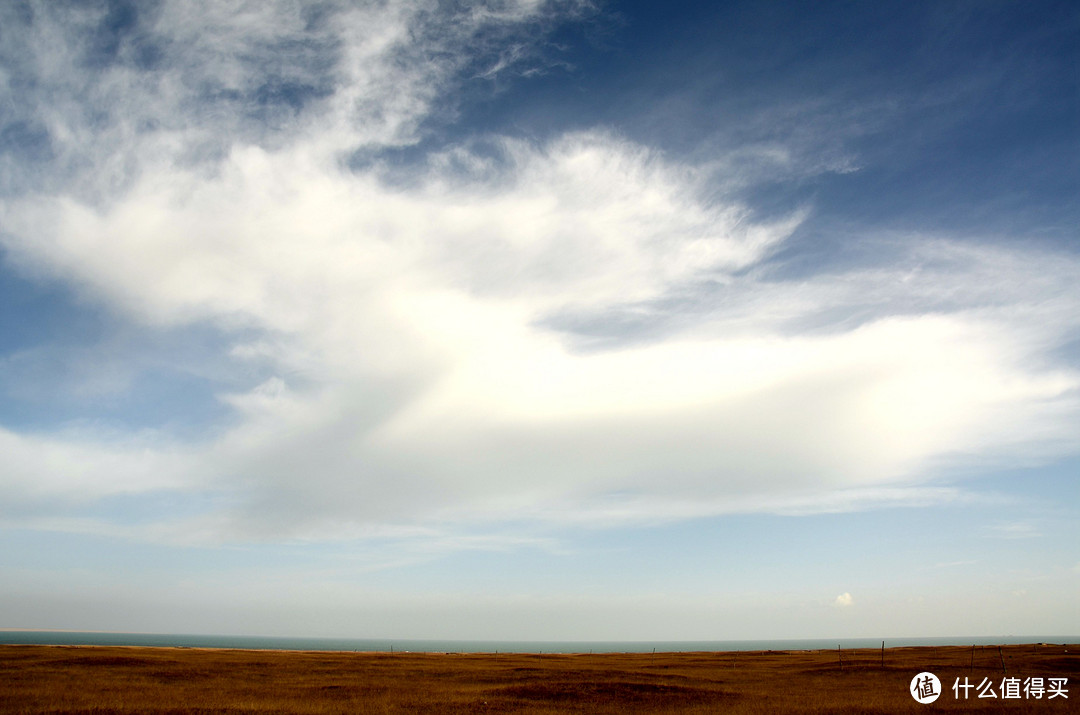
[[1, 643, 1076, 714]]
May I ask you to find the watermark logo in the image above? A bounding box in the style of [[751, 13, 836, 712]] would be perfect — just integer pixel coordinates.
[[910, 673, 1069, 702], [911, 672, 942, 704]]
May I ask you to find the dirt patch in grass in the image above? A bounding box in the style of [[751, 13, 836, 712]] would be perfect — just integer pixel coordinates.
[[499, 679, 728, 704]]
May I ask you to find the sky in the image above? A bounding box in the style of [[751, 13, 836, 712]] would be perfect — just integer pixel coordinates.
[[0, 0, 1077, 642]]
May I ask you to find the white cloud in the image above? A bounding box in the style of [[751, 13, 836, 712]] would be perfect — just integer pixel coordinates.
[[834, 592, 853, 607], [4, 133, 1077, 542], [1, 1, 1079, 545], [0, 426, 192, 516], [990, 521, 1043, 540], [0, 0, 592, 200]]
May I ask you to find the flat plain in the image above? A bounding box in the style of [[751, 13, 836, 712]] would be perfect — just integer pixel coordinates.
[[1, 643, 1076, 714]]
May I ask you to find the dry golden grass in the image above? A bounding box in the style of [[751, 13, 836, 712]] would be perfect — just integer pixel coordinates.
[[1, 643, 1076, 714]]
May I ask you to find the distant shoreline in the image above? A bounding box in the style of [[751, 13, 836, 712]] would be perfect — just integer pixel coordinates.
[[4, 642, 1073, 657], [0, 630, 1075, 654]]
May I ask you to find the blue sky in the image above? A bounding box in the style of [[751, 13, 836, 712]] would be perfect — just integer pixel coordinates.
[[0, 0, 1077, 641]]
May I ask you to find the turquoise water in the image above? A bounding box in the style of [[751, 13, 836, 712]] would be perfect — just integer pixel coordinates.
[[1, 631, 1073, 653]]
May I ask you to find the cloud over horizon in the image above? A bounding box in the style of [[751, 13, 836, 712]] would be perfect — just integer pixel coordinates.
[[1, 0, 1078, 551]]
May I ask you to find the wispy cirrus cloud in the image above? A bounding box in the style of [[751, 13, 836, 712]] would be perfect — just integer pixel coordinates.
[[989, 521, 1043, 540]]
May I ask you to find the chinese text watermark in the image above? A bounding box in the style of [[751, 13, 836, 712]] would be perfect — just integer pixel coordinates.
[[911, 673, 1068, 703]]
